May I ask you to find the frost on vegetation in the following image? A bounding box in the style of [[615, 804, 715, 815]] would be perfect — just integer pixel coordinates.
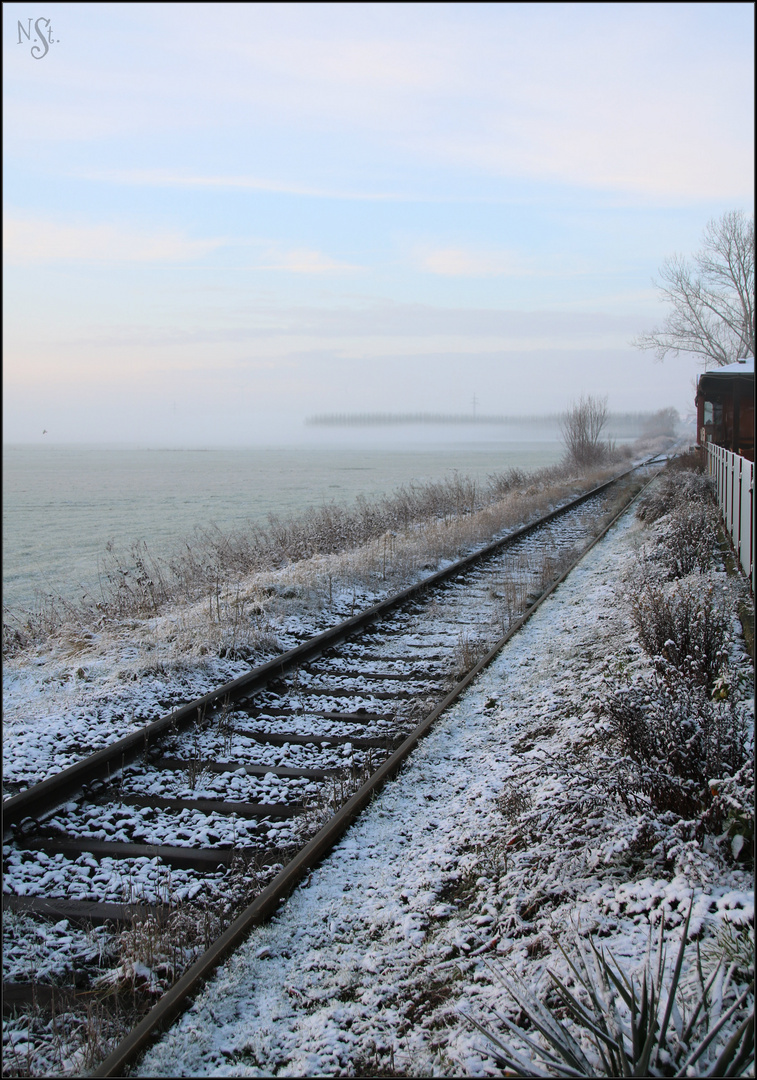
[[461, 467, 753, 1078], [2, 459, 620, 661], [635, 469, 715, 524], [626, 473, 741, 693], [94, 906, 224, 999], [605, 471, 754, 872], [3, 999, 127, 1080], [453, 631, 492, 678], [601, 674, 752, 825], [627, 573, 733, 690], [467, 909, 755, 1078]]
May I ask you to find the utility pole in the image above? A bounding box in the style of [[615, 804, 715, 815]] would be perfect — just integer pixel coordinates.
[[472, 394, 478, 420]]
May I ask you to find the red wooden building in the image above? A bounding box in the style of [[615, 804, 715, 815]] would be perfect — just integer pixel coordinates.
[[695, 357, 754, 462]]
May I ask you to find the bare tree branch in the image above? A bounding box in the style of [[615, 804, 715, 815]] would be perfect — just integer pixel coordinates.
[[633, 210, 754, 367]]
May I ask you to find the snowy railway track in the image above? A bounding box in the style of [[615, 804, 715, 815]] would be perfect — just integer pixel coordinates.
[[2, 462, 660, 1074]]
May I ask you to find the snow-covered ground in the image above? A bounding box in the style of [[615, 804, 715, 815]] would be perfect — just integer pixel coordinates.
[[134, 492, 754, 1076], [3, 468, 753, 1077], [1, 484, 612, 914]]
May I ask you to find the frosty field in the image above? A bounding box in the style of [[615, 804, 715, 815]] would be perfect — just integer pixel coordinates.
[[3, 439, 565, 613]]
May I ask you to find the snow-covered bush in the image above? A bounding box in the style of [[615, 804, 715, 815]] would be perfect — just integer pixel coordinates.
[[603, 675, 752, 821], [635, 469, 713, 524], [629, 573, 731, 689], [706, 760, 755, 867], [653, 501, 721, 579]]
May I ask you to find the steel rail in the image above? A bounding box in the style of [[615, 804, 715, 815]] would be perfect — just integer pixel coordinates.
[[3, 462, 647, 837], [91, 463, 662, 1077]]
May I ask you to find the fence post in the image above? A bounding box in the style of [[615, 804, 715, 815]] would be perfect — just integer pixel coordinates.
[[735, 455, 742, 564], [748, 462, 755, 592], [724, 449, 730, 533]]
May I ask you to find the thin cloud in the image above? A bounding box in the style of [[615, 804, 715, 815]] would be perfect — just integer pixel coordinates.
[[3, 214, 224, 265], [75, 170, 527, 207], [415, 246, 533, 278], [8, 6, 752, 203], [79, 169, 409, 203], [67, 301, 645, 350], [255, 247, 362, 274], [2, 215, 359, 274]]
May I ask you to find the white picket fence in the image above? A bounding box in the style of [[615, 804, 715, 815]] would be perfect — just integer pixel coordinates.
[[705, 444, 754, 591]]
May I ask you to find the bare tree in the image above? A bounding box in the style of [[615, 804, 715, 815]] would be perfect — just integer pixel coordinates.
[[560, 395, 609, 466], [633, 210, 754, 367], [642, 407, 679, 438]]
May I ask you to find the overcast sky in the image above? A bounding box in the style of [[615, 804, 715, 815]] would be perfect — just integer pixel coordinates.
[[3, 2, 754, 444]]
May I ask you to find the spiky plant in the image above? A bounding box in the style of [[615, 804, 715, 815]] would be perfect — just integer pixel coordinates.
[[465, 908, 754, 1077]]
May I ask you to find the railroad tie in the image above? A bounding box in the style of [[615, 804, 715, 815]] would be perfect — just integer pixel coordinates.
[[155, 756, 342, 779], [107, 795, 309, 818], [240, 706, 393, 723], [3, 893, 169, 926], [19, 837, 262, 871], [227, 729, 400, 750]]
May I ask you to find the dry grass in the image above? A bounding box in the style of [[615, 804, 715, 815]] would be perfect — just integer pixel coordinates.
[[453, 632, 491, 678], [3, 460, 625, 668]]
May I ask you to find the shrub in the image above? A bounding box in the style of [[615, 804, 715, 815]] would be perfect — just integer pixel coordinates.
[[560, 395, 610, 467], [665, 449, 705, 473], [603, 675, 751, 819], [635, 469, 713, 524], [629, 573, 731, 689], [652, 502, 720, 579]]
